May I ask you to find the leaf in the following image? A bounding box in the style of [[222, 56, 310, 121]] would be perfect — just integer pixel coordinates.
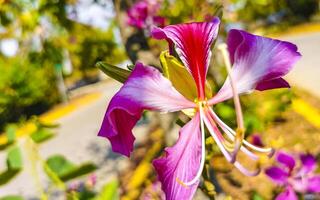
[[5, 125, 17, 144], [60, 163, 97, 181], [46, 155, 75, 176], [46, 155, 97, 181], [95, 180, 119, 200], [96, 62, 130, 83], [160, 51, 212, 100], [43, 162, 65, 189], [0, 169, 20, 186], [31, 128, 54, 143], [7, 146, 23, 170], [0, 196, 24, 200], [252, 192, 264, 200]]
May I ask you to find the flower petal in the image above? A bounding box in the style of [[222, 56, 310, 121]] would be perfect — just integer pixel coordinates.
[[256, 78, 290, 91], [277, 151, 296, 171], [307, 175, 320, 193], [265, 167, 289, 184], [98, 62, 194, 157], [209, 29, 301, 104], [300, 154, 317, 173], [153, 113, 201, 200], [152, 18, 220, 98], [127, 1, 148, 29], [276, 187, 298, 200]]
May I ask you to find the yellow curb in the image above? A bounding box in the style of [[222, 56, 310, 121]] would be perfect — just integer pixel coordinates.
[[0, 92, 102, 145], [292, 98, 320, 129], [267, 23, 320, 38], [39, 92, 102, 123]]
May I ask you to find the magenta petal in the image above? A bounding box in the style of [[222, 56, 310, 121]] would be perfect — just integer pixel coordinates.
[[307, 175, 320, 193], [152, 18, 220, 98], [98, 63, 194, 157], [265, 167, 289, 184], [153, 113, 201, 200], [276, 187, 298, 200], [277, 151, 296, 171], [256, 78, 290, 91], [300, 154, 317, 173], [210, 29, 301, 104], [152, 16, 165, 27], [127, 1, 148, 28]]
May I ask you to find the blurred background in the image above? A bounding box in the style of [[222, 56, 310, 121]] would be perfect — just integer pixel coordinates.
[[0, 0, 319, 199]]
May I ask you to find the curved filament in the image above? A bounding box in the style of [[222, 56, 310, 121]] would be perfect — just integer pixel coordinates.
[[202, 109, 260, 176], [209, 108, 274, 156]]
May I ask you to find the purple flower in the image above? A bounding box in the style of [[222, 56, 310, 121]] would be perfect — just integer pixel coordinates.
[[127, 0, 165, 30], [99, 17, 301, 199], [265, 151, 320, 199]]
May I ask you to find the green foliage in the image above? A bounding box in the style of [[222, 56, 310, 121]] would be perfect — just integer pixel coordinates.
[[43, 162, 65, 189], [252, 191, 264, 200], [73, 24, 126, 79], [160, 0, 223, 23], [95, 180, 119, 200], [46, 155, 97, 181], [7, 145, 23, 170], [30, 128, 54, 143], [0, 196, 24, 200], [30, 119, 57, 143], [213, 89, 292, 135], [0, 145, 23, 185], [0, 169, 20, 186], [0, 0, 127, 129], [5, 125, 16, 144], [234, 0, 319, 25], [0, 57, 60, 130]]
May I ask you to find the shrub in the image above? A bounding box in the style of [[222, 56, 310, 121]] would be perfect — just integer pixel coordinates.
[[0, 57, 60, 130]]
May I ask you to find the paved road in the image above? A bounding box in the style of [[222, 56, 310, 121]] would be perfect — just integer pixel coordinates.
[[0, 80, 147, 199], [284, 32, 320, 98]]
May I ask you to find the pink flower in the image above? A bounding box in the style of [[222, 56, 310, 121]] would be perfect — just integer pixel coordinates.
[[265, 152, 320, 200], [98, 17, 301, 199], [127, 0, 165, 29]]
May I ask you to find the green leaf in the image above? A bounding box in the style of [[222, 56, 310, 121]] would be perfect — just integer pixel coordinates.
[[0, 195, 24, 200], [95, 180, 119, 200], [252, 192, 264, 200], [0, 169, 20, 186], [43, 162, 65, 189], [96, 62, 130, 83], [7, 146, 23, 170], [46, 155, 75, 176], [60, 163, 97, 181], [5, 125, 17, 144], [31, 128, 54, 143], [215, 103, 235, 120], [46, 155, 97, 181]]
